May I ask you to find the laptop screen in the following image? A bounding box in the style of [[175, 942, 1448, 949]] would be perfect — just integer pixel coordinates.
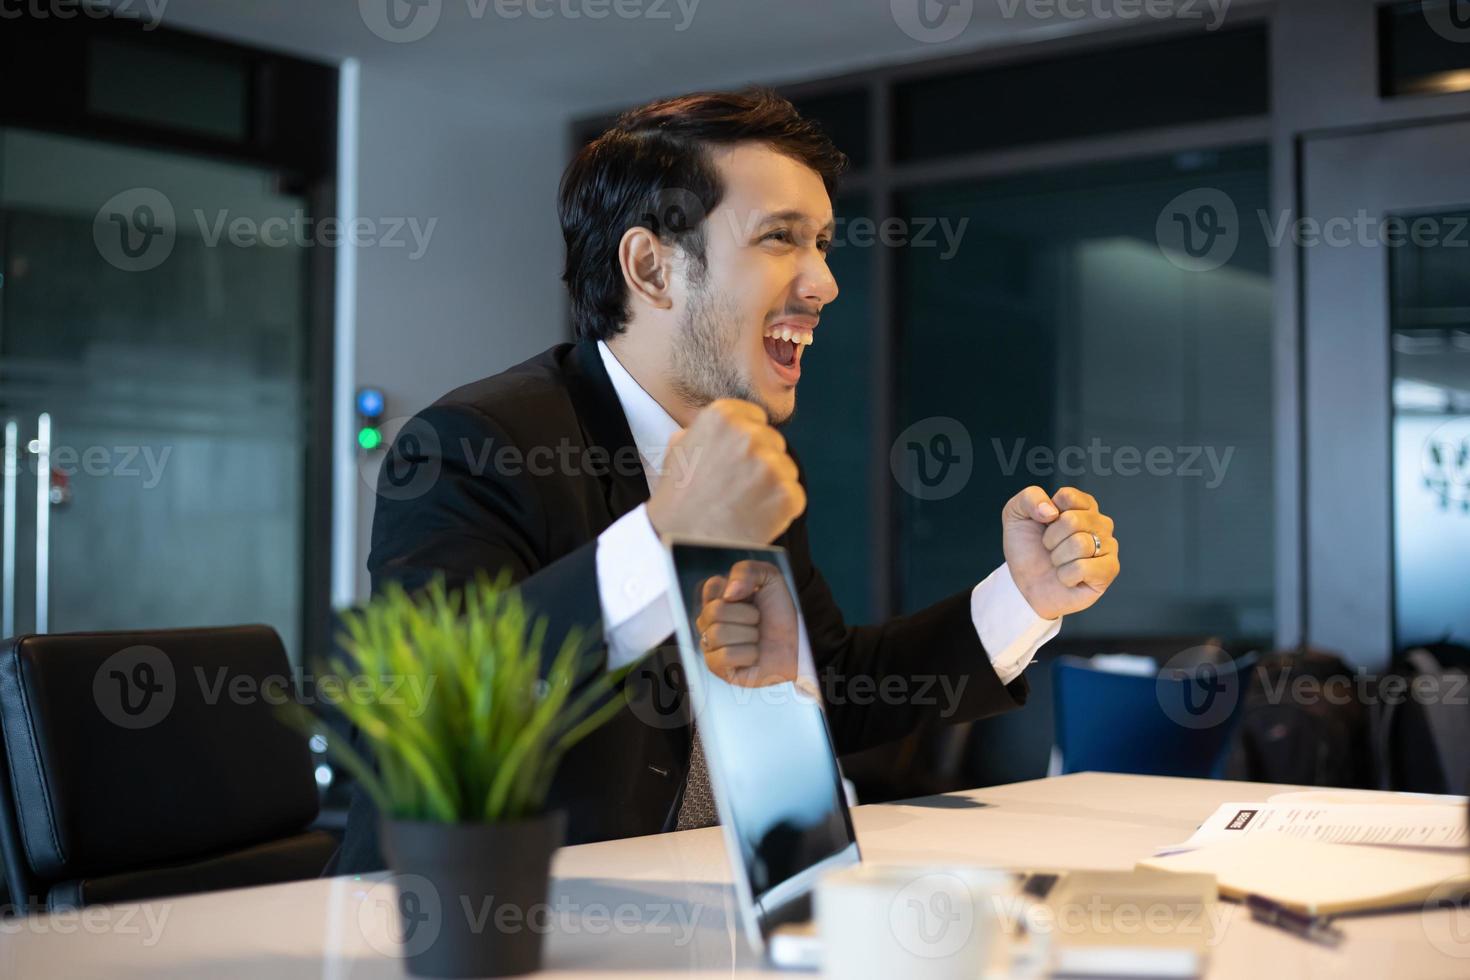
[[664, 539, 860, 940]]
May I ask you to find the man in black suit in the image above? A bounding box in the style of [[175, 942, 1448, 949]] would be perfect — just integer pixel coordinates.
[[334, 89, 1120, 873]]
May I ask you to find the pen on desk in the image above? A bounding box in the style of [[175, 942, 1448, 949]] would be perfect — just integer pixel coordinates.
[[1245, 894, 1345, 948]]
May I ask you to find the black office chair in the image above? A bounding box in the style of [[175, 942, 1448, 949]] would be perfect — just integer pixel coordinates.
[[0, 625, 339, 913]]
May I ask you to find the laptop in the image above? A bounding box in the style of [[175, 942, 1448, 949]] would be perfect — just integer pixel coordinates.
[[661, 536, 1213, 978], [661, 536, 860, 969]]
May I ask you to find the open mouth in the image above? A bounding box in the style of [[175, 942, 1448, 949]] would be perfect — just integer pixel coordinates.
[[762, 325, 814, 382]]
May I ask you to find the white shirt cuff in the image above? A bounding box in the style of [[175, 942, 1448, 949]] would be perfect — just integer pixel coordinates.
[[595, 503, 675, 671], [971, 563, 1061, 686]]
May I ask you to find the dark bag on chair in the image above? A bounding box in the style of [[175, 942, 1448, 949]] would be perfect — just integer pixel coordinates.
[[1223, 647, 1373, 787], [1379, 642, 1470, 795]]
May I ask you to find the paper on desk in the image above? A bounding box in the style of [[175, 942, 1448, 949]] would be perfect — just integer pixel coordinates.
[[1139, 835, 1469, 916], [1267, 788, 1468, 806], [1174, 801, 1469, 851]]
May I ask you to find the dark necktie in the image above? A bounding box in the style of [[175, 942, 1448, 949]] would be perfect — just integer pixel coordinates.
[[675, 726, 718, 830]]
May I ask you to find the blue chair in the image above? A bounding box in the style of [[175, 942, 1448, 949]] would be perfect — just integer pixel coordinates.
[[1052, 651, 1257, 778]]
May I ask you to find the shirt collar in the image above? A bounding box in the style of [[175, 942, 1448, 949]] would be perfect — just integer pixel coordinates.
[[596, 339, 681, 488]]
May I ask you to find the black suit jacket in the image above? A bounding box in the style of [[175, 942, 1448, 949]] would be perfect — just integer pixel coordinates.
[[332, 340, 1028, 873]]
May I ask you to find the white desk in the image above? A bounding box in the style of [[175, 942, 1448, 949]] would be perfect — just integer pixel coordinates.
[[2, 773, 1465, 978]]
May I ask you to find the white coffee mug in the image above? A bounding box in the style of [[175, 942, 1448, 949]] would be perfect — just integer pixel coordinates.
[[816, 864, 1011, 980]]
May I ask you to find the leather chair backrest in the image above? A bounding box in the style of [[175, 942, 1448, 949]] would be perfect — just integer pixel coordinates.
[[0, 626, 319, 903]]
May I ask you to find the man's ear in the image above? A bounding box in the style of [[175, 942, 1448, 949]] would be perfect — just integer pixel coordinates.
[[618, 226, 674, 312]]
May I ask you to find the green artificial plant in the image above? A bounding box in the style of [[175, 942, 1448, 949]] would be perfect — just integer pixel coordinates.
[[292, 573, 625, 823]]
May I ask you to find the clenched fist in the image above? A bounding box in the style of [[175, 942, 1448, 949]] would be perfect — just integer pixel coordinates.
[[694, 560, 799, 688], [646, 399, 806, 544], [1002, 486, 1120, 621]]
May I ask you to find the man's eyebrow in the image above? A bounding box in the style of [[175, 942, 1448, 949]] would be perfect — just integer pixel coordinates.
[[755, 209, 836, 234]]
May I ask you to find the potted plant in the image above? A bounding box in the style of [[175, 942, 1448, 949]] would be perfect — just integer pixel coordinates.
[[294, 573, 625, 977]]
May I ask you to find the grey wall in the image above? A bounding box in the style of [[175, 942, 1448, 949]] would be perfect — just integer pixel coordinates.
[[348, 67, 571, 598]]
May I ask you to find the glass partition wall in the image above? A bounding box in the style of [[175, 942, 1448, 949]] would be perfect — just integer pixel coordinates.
[[896, 149, 1273, 639], [1391, 211, 1470, 648], [0, 17, 337, 664], [0, 128, 311, 654]]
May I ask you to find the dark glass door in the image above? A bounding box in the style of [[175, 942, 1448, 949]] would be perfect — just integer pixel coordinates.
[[0, 126, 312, 655]]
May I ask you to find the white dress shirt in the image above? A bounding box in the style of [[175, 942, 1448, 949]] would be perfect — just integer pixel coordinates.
[[592, 340, 1061, 684]]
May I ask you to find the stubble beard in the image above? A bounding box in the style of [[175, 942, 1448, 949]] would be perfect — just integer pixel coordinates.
[[669, 270, 793, 427]]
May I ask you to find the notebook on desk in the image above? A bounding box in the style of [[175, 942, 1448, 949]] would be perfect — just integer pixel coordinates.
[[1139, 835, 1470, 916]]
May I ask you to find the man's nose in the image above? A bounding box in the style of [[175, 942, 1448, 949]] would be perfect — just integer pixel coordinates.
[[798, 253, 839, 307]]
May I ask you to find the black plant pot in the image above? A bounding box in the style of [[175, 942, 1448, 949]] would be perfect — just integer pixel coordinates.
[[379, 811, 566, 978]]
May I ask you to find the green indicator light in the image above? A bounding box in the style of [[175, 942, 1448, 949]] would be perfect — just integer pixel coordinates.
[[357, 427, 382, 451]]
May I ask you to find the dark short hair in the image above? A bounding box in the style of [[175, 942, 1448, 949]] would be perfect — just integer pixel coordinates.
[[559, 88, 847, 343]]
